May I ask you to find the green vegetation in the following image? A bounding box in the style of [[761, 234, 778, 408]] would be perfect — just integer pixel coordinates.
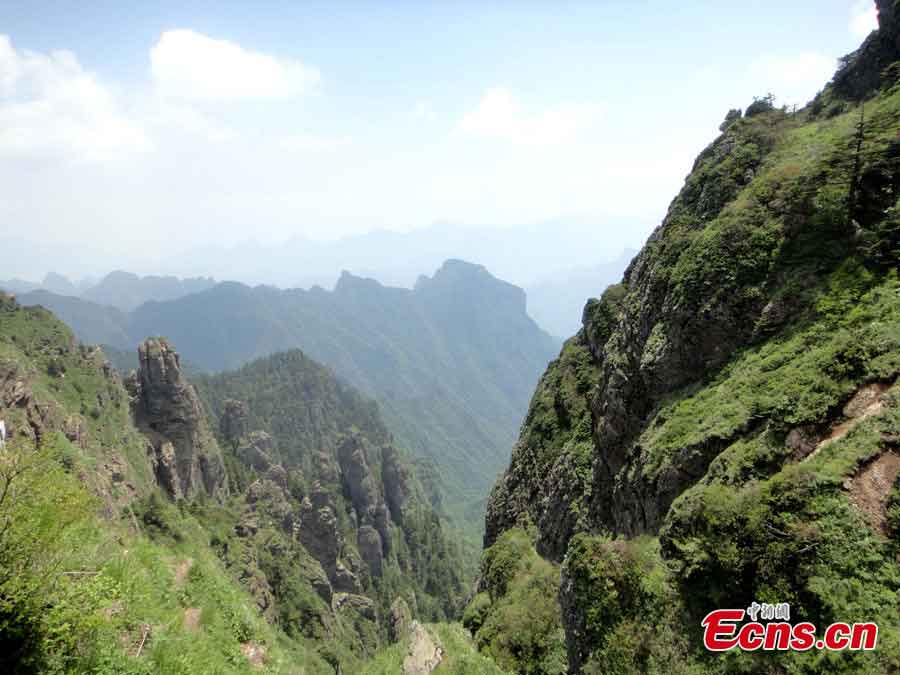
[[463, 528, 567, 674], [0, 297, 335, 672], [561, 536, 705, 675], [359, 622, 509, 675], [21, 261, 559, 527], [0, 293, 480, 673], [194, 348, 468, 626], [481, 21, 900, 675], [642, 271, 900, 480], [195, 350, 389, 471]]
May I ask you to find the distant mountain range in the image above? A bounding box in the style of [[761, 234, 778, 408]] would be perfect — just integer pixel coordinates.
[[0, 271, 216, 312], [2, 233, 635, 338], [81, 271, 216, 310], [526, 248, 637, 337], [13, 260, 559, 512], [187, 219, 639, 289]]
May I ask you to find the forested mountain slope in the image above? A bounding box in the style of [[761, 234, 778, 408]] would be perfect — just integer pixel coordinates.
[[18, 260, 559, 512], [473, 4, 900, 673], [0, 293, 471, 673]]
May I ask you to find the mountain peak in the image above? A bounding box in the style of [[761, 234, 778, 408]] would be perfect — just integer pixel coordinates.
[[414, 259, 528, 316], [333, 270, 387, 295]]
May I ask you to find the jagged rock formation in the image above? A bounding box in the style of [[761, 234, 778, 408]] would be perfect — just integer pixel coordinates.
[[338, 434, 393, 563], [298, 483, 362, 593], [0, 294, 148, 513], [382, 443, 412, 525], [402, 622, 443, 675], [237, 431, 276, 472], [0, 291, 354, 674], [128, 338, 227, 499], [487, 1, 900, 548]]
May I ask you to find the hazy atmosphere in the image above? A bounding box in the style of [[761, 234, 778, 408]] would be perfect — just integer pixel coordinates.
[[0, 1, 876, 284]]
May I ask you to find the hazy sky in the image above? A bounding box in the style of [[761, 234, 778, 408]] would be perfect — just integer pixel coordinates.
[[0, 1, 879, 280]]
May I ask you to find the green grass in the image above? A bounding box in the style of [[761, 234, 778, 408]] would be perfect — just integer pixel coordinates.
[[358, 622, 509, 675], [0, 438, 333, 674], [641, 272, 900, 480]]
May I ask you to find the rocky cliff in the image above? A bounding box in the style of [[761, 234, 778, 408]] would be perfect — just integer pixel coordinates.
[[127, 337, 227, 499], [833, 0, 900, 100], [481, 8, 900, 673]]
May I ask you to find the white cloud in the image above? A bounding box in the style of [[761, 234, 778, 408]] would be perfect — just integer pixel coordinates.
[[458, 87, 603, 146], [151, 29, 320, 100], [747, 52, 836, 107], [851, 1, 879, 40], [0, 35, 150, 161], [283, 133, 351, 150], [150, 103, 236, 143]]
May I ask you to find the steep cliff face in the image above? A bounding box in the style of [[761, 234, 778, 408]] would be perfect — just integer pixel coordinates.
[[483, 11, 900, 674], [128, 338, 227, 499], [833, 0, 900, 101]]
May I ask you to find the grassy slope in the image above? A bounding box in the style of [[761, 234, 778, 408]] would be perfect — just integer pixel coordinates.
[[0, 296, 335, 673]]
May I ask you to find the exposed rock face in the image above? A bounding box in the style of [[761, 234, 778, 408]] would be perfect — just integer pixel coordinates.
[[337, 434, 393, 562], [485, 299, 605, 559], [298, 482, 364, 593], [151, 441, 182, 499], [337, 434, 380, 520], [299, 487, 343, 576], [236, 553, 277, 621], [382, 443, 412, 525], [333, 592, 377, 622], [357, 525, 384, 578], [0, 341, 65, 447], [402, 622, 443, 675], [247, 478, 295, 531], [220, 399, 249, 447], [388, 597, 412, 643], [486, 102, 796, 550], [237, 431, 276, 472], [833, 0, 900, 100], [131, 338, 227, 499], [63, 414, 88, 449]]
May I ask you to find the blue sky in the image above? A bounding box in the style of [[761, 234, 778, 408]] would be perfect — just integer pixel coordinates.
[[0, 1, 881, 278]]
